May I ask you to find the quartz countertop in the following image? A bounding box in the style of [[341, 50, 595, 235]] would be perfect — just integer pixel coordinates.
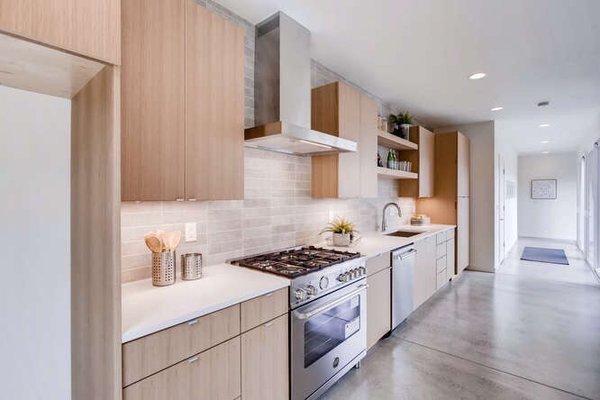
[[322, 224, 456, 258], [121, 263, 290, 343]]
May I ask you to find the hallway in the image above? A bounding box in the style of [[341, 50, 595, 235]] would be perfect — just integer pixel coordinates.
[[321, 267, 600, 399]]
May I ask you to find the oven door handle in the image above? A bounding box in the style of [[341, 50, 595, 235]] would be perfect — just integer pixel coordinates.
[[294, 284, 368, 320]]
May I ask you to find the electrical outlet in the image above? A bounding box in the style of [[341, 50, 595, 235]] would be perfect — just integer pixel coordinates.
[[185, 222, 197, 242]]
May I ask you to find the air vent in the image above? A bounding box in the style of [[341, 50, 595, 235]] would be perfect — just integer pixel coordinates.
[[537, 101, 550, 107]]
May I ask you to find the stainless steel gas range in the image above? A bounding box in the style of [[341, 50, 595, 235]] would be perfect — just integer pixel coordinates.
[[231, 246, 368, 400]]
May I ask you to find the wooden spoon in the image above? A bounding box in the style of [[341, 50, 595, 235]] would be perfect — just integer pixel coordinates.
[[144, 234, 163, 253]]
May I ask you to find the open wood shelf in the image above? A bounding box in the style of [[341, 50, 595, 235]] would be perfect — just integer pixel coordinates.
[[377, 130, 418, 151], [377, 167, 418, 180]]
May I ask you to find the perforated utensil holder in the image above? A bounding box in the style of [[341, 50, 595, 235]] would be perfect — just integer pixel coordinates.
[[152, 250, 176, 286], [181, 253, 202, 280]]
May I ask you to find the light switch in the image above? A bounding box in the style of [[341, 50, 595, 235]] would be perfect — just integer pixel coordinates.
[[185, 222, 197, 242]]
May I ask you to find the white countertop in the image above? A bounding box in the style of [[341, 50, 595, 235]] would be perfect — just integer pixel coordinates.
[[322, 224, 456, 258], [121, 263, 290, 343]]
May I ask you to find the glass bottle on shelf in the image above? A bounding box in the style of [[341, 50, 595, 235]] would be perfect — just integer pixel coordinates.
[[387, 149, 394, 169]]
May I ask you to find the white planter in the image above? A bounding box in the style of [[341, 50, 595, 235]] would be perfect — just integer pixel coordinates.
[[332, 232, 352, 247]]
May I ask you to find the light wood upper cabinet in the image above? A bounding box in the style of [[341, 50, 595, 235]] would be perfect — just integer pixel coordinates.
[[241, 314, 289, 400], [122, 0, 185, 201], [0, 0, 120, 64], [124, 337, 241, 400], [311, 81, 378, 198], [185, 3, 244, 200], [457, 132, 470, 197], [367, 268, 391, 349], [398, 126, 435, 198], [121, 0, 245, 201]]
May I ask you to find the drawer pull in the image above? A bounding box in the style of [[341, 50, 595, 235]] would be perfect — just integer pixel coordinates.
[[187, 319, 199, 326], [264, 292, 273, 297], [264, 321, 274, 328], [188, 356, 199, 364]]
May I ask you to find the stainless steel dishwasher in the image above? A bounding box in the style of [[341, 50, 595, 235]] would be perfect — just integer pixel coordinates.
[[391, 245, 416, 329]]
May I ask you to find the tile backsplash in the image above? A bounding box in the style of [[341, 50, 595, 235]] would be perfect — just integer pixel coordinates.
[[122, 149, 415, 282], [120, 0, 413, 282]]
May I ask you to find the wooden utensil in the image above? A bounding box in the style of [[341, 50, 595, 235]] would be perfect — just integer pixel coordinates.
[[144, 234, 163, 253]]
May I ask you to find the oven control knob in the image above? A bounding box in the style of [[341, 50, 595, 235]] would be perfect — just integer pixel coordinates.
[[358, 266, 366, 276], [337, 273, 349, 283], [294, 288, 307, 301], [319, 276, 329, 290], [306, 285, 317, 296]]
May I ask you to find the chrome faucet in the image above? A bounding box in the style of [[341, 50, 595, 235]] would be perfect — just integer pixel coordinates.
[[382, 202, 401, 232]]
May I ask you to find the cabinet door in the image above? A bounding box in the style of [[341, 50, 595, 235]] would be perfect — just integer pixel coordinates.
[[457, 197, 470, 273], [337, 82, 361, 198], [447, 237, 455, 279], [124, 337, 241, 400], [367, 268, 391, 349], [417, 127, 435, 197], [457, 132, 470, 197], [241, 314, 289, 400], [358, 93, 378, 198], [0, 0, 120, 64], [122, 0, 186, 200], [413, 236, 436, 309], [185, 3, 245, 200]]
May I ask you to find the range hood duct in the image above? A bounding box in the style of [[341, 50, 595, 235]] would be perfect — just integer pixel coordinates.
[[244, 12, 357, 155]]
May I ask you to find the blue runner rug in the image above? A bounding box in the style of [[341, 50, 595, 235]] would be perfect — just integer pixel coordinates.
[[521, 247, 569, 265]]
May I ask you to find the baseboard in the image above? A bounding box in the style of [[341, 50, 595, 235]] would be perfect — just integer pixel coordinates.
[[518, 236, 577, 245]]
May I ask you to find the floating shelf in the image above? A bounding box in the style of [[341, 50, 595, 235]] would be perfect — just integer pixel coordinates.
[[377, 130, 418, 151], [377, 167, 418, 180]]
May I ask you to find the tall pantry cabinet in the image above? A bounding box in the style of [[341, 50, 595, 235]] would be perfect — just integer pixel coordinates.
[[416, 131, 470, 276], [121, 0, 245, 201]]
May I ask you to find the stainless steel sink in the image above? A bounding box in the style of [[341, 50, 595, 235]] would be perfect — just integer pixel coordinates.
[[385, 231, 421, 237]]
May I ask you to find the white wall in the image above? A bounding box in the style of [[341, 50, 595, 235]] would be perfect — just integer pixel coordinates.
[[0, 86, 71, 399], [495, 120, 519, 264], [518, 153, 578, 241], [436, 121, 496, 273]]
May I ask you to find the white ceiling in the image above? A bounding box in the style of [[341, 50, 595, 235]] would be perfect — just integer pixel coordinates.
[[217, 0, 600, 154]]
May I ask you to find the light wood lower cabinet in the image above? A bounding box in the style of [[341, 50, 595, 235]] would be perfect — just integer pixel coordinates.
[[413, 235, 437, 310], [123, 337, 241, 400], [241, 288, 288, 332], [367, 268, 391, 349], [241, 314, 289, 400]]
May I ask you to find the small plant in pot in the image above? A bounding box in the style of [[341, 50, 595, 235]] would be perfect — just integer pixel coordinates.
[[388, 111, 413, 139], [320, 217, 358, 247]]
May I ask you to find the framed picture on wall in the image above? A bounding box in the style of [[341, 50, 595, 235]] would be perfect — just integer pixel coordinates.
[[531, 179, 557, 199]]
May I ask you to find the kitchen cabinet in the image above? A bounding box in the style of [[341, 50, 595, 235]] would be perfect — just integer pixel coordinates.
[[123, 337, 241, 400], [121, 0, 245, 201], [413, 235, 437, 310], [367, 268, 391, 349], [311, 81, 378, 198], [241, 288, 288, 332], [241, 314, 289, 400], [398, 126, 435, 198], [447, 236, 456, 279], [416, 131, 470, 274], [0, 0, 120, 64]]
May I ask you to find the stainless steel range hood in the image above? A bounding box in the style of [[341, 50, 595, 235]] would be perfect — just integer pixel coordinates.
[[244, 12, 357, 155]]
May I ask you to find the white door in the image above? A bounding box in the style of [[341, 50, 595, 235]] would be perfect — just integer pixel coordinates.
[[578, 156, 586, 252], [497, 154, 506, 265]]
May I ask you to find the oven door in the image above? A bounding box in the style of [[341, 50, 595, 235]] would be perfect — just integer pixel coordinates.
[[291, 279, 367, 400]]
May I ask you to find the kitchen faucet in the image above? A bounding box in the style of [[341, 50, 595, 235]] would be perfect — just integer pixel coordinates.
[[382, 202, 401, 232]]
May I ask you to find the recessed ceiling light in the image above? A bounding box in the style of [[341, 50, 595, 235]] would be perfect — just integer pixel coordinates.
[[539, 124, 551, 128], [491, 106, 503, 111], [469, 72, 486, 80], [541, 140, 550, 144], [542, 151, 550, 154]]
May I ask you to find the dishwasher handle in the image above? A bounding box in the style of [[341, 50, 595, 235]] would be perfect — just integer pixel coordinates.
[[394, 248, 417, 261]]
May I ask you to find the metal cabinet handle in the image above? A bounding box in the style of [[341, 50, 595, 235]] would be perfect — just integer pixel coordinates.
[[188, 198, 197, 202], [295, 284, 368, 320], [176, 198, 184, 202], [264, 292, 273, 297], [188, 356, 199, 364], [264, 321, 274, 328], [187, 319, 199, 326]]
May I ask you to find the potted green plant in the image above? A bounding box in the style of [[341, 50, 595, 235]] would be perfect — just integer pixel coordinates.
[[320, 217, 358, 247], [388, 111, 413, 139]]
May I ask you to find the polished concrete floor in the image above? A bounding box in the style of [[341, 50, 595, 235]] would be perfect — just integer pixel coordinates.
[[320, 240, 600, 400]]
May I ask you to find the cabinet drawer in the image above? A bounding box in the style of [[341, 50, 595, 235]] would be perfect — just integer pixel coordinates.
[[436, 231, 447, 244], [436, 256, 446, 273], [366, 251, 391, 276], [123, 304, 240, 387], [241, 288, 288, 332], [436, 243, 446, 259], [436, 269, 448, 289], [124, 336, 241, 400]]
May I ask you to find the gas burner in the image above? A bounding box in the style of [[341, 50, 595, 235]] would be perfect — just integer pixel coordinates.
[[231, 246, 361, 278]]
